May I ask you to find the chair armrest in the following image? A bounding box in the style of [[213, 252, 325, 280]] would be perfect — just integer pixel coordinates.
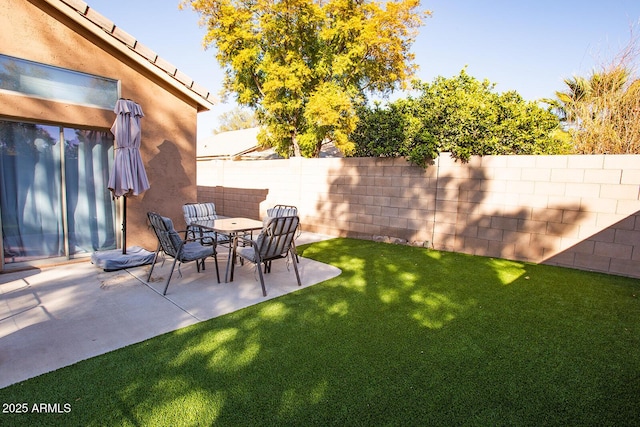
[[184, 225, 217, 244], [185, 234, 216, 247], [236, 234, 262, 252], [235, 235, 261, 263], [185, 225, 197, 239], [185, 224, 203, 234], [183, 236, 204, 243], [236, 234, 256, 247]]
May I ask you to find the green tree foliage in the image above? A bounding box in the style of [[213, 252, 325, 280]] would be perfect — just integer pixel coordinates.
[[352, 69, 571, 167], [214, 107, 259, 134], [181, 0, 429, 157]]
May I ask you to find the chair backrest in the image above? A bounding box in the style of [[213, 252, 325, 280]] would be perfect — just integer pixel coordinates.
[[183, 202, 218, 225], [266, 204, 297, 218], [147, 212, 183, 258], [255, 215, 299, 261]]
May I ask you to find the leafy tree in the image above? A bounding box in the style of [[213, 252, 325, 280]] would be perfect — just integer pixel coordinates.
[[352, 69, 571, 167], [352, 101, 438, 167], [544, 32, 640, 154], [546, 67, 640, 154], [214, 107, 259, 134], [181, 0, 429, 157]]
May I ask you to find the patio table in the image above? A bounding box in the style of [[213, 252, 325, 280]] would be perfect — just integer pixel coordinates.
[[191, 217, 264, 282]]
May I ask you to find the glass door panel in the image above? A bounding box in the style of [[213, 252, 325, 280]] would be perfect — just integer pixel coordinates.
[[1, 122, 64, 262], [63, 128, 116, 255], [1, 120, 116, 266]]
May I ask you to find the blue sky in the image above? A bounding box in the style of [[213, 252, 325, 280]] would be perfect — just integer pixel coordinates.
[[85, 0, 640, 138]]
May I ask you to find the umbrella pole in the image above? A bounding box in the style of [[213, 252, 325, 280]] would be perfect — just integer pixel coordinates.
[[122, 196, 127, 254]]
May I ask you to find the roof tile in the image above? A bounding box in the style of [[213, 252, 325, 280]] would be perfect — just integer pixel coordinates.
[[174, 69, 194, 87], [85, 7, 115, 33], [112, 26, 136, 48], [191, 81, 210, 99], [132, 41, 158, 63], [60, 0, 88, 14], [154, 56, 178, 76]]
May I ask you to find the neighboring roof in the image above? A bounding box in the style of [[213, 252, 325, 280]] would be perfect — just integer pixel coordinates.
[[197, 127, 344, 160], [198, 127, 267, 160], [49, 0, 215, 111]]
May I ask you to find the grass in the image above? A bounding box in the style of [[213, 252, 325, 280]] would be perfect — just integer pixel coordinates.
[[1, 238, 640, 426]]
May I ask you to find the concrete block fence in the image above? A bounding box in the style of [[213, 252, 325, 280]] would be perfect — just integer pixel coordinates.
[[197, 154, 640, 279]]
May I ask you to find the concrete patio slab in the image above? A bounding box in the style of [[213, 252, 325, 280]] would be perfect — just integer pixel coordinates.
[[0, 232, 339, 389]]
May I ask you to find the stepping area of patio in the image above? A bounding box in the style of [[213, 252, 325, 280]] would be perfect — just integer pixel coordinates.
[[0, 232, 339, 389]]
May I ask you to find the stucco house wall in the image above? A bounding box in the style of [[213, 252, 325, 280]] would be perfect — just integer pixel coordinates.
[[1, 0, 212, 263]]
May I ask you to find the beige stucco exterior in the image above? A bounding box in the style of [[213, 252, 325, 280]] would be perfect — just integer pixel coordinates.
[[1, 0, 212, 258]]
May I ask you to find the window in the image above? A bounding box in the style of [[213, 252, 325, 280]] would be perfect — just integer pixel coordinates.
[[0, 54, 119, 109], [1, 120, 116, 265]]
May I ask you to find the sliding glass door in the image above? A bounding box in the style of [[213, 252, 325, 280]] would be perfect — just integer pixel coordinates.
[[1, 120, 116, 266]]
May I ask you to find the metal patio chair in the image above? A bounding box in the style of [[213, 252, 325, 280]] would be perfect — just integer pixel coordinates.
[[265, 204, 300, 263], [182, 202, 230, 245], [147, 211, 220, 295], [266, 204, 298, 218], [231, 215, 301, 296]]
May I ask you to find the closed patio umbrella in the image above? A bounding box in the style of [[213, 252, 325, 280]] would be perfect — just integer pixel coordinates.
[[108, 99, 150, 254]]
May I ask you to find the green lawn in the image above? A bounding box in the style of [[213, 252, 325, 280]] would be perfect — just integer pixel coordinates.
[[2, 238, 639, 426]]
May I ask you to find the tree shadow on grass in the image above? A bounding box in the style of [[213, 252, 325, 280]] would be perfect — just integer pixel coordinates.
[[2, 238, 639, 426]]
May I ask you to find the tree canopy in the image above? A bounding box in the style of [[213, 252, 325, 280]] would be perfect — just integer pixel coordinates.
[[181, 0, 429, 157], [351, 69, 572, 167], [214, 107, 259, 134], [546, 66, 640, 154], [543, 32, 640, 154]]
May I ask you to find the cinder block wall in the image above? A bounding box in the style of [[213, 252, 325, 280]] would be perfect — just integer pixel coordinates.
[[197, 154, 640, 278]]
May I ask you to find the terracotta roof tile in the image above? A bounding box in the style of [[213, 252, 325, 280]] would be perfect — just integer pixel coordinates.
[[85, 7, 115, 33], [132, 41, 158, 63], [154, 56, 178, 77], [111, 26, 136, 48], [60, 0, 88, 14], [173, 69, 193, 87], [191, 81, 210, 99]]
